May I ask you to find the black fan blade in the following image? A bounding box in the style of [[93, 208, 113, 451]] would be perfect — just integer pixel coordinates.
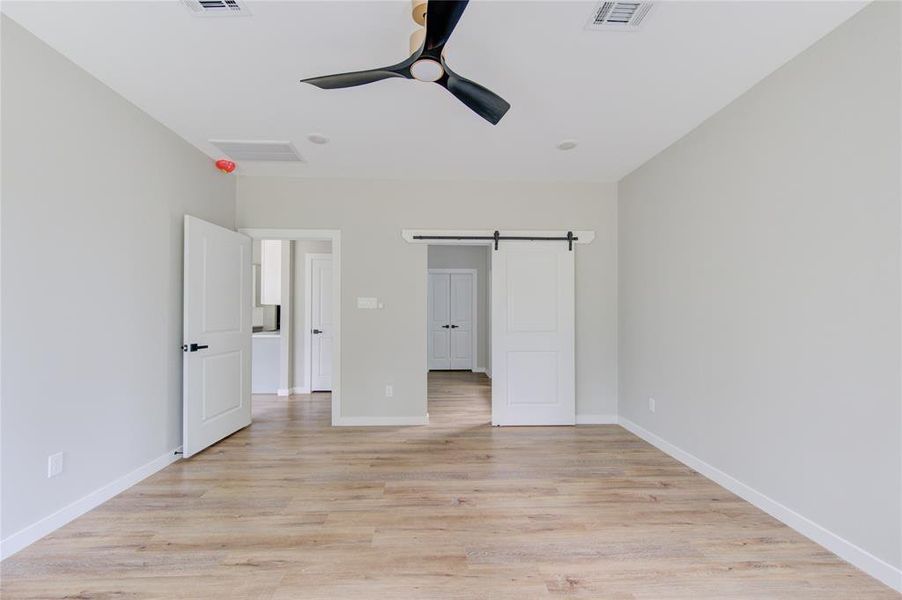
[[302, 69, 404, 89], [438, 62, 510, 125], [424, 0, 469, 51], [301, 54, 417, 89]]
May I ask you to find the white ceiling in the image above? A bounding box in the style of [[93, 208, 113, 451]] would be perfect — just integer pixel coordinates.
[[3, 1, 865, 182]]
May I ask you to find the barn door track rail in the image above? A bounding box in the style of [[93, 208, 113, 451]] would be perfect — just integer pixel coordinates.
[[412, 230, 578, 250]]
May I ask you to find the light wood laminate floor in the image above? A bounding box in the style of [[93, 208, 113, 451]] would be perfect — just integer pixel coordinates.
[[1, 371, 896, 599]]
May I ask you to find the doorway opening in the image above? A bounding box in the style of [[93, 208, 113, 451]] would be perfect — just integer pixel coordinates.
[[242, 228, 342, 426], [408, 228, 590, 427], [426, 244, 492, 425]]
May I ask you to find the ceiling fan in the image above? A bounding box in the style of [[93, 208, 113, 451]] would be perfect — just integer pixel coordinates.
[[300, 0, 510, 125]]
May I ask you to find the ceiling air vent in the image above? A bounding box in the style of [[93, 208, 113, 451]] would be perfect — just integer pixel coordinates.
[[209, 140, 304, 162], [182, 0, 250, 17], [586, 2, 653, 31]]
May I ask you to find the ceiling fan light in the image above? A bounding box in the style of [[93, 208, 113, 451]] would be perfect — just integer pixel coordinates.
[[411, 59, 444, 82]]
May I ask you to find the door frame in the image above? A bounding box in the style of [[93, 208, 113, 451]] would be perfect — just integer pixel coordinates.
[[240, 228, 342, 426], [305, 253, 333, 393], [427, 268, 478, 372]]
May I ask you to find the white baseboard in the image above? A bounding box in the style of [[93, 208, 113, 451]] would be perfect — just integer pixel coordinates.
[[290, 386, 311, 395], [333, 415, 429, 427], [0, 446, 182, 561], [618, 418, 902, 593], [276, 388, 290, 397], [472, 367, 492, 378], [575, 414, 618, 425]]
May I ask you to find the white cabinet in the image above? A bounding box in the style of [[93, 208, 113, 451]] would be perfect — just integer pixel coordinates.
[[252, 333, 280, 393], [259, 239, 282, 305]]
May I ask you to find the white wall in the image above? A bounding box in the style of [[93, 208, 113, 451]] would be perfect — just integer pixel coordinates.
[[237, 178, 618, 421], [618, 0, 901, 583], [1, 17, 236, 545], [292, 240, 332, 391], [427, 245, 491, 372]]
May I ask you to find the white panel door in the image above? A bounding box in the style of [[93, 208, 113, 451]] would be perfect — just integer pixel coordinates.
[[427, 272, 452, 370], [492, 242, 575, 425], [311, 256, 333, 392], [449, 272, 474, 370], [183, 216, 252, 457]]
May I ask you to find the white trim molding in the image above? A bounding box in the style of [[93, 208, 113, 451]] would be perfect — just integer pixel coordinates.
[[240, 228, 341, 426], [619, 418, 902, 593], [333, 415, 429, 427], [402, 229, 596, 246], [0, 447, 182, 560], [575, 414, 618, 425]]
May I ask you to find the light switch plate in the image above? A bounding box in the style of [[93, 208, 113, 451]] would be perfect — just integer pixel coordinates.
[[48, 452, 64, 478], [357, 297, 378, 309]]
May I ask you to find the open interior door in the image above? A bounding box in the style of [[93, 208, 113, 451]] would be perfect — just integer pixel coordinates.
[[492, 241, 575, 425], [183, 216, 252, 457]]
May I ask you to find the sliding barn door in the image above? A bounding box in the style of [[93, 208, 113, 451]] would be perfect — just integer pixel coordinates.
[[183, 216, 252, 457], [492, 242, 575, 425]]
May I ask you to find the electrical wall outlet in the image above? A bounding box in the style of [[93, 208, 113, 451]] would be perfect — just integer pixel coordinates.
[[385, 384, 393, 398], [648, 398, 656, 413], [48, 452, 64, 478]]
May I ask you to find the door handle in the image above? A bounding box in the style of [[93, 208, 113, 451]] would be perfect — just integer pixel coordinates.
[[312, 329, 323, 334], [441, 325, 450, 329], [450, 325, 459, 329], [183, 343, 209, 352]]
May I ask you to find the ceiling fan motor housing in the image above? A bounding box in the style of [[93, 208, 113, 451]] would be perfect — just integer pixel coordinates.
[[411, 0, 427, 26]]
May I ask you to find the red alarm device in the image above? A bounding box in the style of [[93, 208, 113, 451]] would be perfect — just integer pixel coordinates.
[[215, 159, 236, 174]]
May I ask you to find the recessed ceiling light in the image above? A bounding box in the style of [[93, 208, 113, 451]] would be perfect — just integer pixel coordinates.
[[307, 133, 329, 145], [557, 139, 578, 151]]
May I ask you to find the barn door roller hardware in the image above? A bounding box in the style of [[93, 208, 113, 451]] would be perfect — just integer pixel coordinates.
[[412, 231, 577, 251]]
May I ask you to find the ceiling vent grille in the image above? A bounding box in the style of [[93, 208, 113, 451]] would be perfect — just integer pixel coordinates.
[[183, 0, 250, 17], [586, 2, 653, 31], [209, 140, 304, 162]]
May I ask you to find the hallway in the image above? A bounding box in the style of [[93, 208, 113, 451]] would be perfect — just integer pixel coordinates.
[[427, 370, 491, 427]]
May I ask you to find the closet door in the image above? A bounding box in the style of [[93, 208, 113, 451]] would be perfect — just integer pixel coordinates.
[[427, 272, 452, 370], [449, 272, 474, 370]]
